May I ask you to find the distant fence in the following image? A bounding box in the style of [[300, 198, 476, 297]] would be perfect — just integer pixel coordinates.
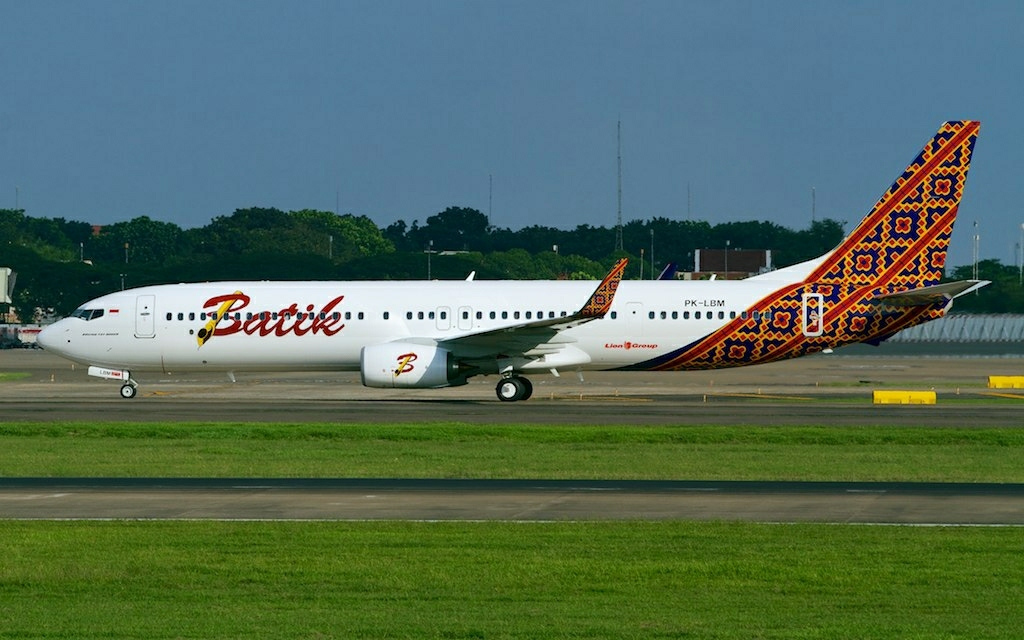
[[889, 314, 1024, 343]]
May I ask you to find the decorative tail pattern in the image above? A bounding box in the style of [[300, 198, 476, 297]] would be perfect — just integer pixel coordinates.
[[624, 121, 979, 372], [806, 120, 979, 289]]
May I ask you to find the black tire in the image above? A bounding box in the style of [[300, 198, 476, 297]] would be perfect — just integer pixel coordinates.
[[120, 384, 137, 399], [519, 376, 533, 400], [496, 377, 525, 402]]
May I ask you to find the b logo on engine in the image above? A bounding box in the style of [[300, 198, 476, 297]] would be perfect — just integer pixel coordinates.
[[394, 352, 417, 376]]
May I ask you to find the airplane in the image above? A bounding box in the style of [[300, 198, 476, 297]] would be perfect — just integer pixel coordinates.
[[38, 121, 986, 402]]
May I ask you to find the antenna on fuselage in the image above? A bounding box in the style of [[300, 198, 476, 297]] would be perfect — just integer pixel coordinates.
[[615, 120, 624, 252]]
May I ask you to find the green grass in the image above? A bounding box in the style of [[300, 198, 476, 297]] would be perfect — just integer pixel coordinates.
[[1, 520, 1022, 639], [0, 372, 30, 382], [2, 421, 1024, 481]]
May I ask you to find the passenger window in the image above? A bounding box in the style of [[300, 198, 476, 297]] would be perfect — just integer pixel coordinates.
[[672, 311, 678, 319], [406, 312, 413, 320], [695, 311, 702, 319], [383, 312, 390, 320], [429, 311, 435, 320], [166, 313, 172, 321], [501, 311, 508, 319], [718, 311, 725, 320], [683, 311, 690, 319], [525, 311, 532, 319], [730, 311, 737, 319], [476, 312, 482, 320], [514, 311, 520, 319], [660, 311, 667, 319], [418, 311, 424, 320], [358, 312, 364, 320], [463, 311, 470, 320], [610, 311, 617, 319], [489, 311, 496, 320], [345, 312, 352, 320], [648, 311, 655, 319]]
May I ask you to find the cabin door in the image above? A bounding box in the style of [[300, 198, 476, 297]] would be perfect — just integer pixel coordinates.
[[801, 293, 824, 337], [135, 294, 156, 338]]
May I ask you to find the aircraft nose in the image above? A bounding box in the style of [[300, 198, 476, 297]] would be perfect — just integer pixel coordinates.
[[36, 322, 61, 351]]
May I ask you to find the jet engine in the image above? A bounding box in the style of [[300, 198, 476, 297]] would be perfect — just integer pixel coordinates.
[[360, 342, 465, 389]]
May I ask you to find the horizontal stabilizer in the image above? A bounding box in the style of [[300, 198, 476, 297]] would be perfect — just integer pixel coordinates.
[[870, 280, 989, 308]]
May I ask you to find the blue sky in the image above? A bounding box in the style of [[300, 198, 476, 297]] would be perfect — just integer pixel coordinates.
[[2, 0, 1022, 268]]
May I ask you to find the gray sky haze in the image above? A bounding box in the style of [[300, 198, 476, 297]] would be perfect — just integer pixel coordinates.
[[2, 0, 1022, 268]]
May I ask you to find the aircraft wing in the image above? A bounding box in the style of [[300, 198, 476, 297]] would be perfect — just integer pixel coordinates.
[[438, 258, 627, 359], [870, 280, 989, 309]]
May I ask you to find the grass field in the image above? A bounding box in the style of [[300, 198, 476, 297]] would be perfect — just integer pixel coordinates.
[[3, 420, 1023, 638], [2, 421, 1024, 481], [2, 520, 1023, 639]]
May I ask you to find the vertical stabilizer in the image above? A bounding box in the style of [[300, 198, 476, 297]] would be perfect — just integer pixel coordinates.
[[806, 121, 979, 289]]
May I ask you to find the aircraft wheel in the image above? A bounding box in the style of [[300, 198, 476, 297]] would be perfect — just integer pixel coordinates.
[[496, 377, 527, 402], [519, 376, 533, 400], [120, 383, 137, 399]]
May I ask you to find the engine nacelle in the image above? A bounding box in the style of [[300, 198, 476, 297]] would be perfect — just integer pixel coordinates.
[[360, 342, 464, 389]]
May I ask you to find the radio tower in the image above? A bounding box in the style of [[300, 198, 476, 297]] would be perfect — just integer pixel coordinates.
[[615, 120, 623, 252]]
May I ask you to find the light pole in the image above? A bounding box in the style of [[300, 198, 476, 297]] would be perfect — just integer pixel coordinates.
[[650, 228, 655, 280], [972, 221, 979, 285], [1019, 223, 1023, 286], [426, 240, 434, 280], [724, 239, 730, 279]]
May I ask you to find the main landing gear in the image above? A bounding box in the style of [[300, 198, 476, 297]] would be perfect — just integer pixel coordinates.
[[495, 375, 533, 402]]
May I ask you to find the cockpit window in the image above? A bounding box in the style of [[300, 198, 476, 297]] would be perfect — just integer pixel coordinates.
[[70, 308, 104, 321]]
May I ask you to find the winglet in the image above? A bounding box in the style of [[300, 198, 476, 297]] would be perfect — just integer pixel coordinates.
[[579, 258, 628, 318]]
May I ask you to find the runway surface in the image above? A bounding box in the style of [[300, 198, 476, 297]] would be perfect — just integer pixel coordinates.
[[3, 478, 1023, 524], [3, 350, 1023, 523], [3, 349, 1024, 425]]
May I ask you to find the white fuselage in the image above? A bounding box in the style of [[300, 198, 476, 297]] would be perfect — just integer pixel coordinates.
[[39, 279, 781, 375]]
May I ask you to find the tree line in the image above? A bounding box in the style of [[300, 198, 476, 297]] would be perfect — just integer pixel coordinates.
[[2, 206, 1020, 317]]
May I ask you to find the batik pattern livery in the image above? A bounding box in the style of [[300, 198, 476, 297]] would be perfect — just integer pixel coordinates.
[[630, 121, 979, 372], [581, 258, 628, 318]]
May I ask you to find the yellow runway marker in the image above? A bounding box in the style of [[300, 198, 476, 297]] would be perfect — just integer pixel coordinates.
[[988, 376, 1024, 389], [873, 390, 936, 405]]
